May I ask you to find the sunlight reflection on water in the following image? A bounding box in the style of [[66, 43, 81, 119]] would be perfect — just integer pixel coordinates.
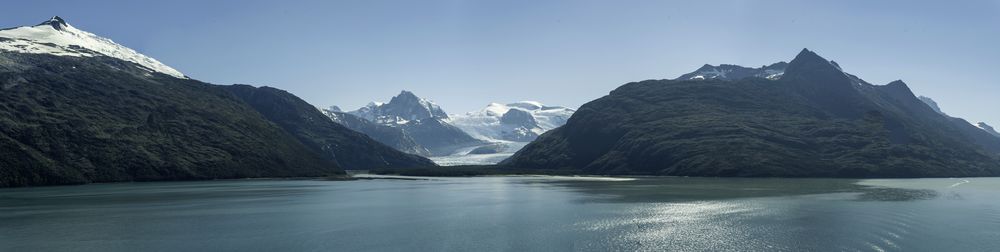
[[1, 177, 999, 251]]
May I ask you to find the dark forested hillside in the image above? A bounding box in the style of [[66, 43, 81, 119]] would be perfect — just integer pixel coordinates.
[[502, 49, 1000, 178], [223, 85, 436, 169], [0, 54, 341, 187]]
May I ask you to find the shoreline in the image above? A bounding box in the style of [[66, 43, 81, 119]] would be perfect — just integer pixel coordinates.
[[3, 167, 997, 189]]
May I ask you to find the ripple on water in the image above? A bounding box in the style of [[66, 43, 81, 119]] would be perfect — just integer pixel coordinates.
[[571, 200, 787, 251]]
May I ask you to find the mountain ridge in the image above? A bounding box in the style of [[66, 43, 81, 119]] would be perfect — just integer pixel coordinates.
[[336, 90, 484, 156], [0, 16, 186, 78], [502, 48, 1000, 178], [0, 17, 434, 187]]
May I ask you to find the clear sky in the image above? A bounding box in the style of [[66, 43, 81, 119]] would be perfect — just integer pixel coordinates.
[[5, 0, 999, 126]]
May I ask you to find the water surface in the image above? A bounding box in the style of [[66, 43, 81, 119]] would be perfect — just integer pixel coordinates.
[[2, 176, 998, 251]]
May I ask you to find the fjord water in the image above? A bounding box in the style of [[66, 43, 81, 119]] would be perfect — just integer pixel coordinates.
[[2, 177, 999, 251]]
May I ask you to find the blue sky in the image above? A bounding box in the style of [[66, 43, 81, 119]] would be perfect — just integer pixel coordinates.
[[4, 0, 999, 126]]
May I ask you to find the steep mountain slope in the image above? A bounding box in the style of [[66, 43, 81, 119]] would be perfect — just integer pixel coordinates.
[[0, 53, 340, 187], [0, 16, 185, 78], [223, 85, 436, 169], [323, 109, 432, 156], [503, 49, 1000, 178], [917, 96, 1000, 150], [0, 17, 433, 187], [917, 96, 946, 115], [398, 117, 484, 155], [349, 90, 448, 123], [978, 123, 1000, 138], [337, 91, 484, 156]]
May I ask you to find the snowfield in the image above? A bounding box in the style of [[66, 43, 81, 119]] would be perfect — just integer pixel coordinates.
[[448, 101, 574, 141], [0, 16, 186, 79]]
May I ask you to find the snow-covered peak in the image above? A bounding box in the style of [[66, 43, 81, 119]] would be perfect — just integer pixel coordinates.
[[348, 90, 448, 123], [0, 16, 186, 79]]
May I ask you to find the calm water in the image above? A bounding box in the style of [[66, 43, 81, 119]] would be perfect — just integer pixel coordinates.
[[2, 176, 999, 251]]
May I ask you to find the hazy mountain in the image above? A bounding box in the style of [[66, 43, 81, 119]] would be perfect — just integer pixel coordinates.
[[917, 96, 1000, 146], [917, 96, 946, 115], [0, 17, 430, 187], [503, 49, 1000, 178], [979, 122, 1000, 138]]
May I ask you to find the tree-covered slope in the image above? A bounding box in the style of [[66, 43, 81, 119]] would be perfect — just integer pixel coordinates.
[[0, 53, 342, 187], [503, 49, 1000, 178]]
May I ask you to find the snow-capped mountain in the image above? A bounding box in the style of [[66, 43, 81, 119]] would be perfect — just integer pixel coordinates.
[[449, 101, 575, 142], [979, 122, 1000, 138], [0, 16, 186, 79], [333, 91, 483, 156], [677, 62, 787, 81], [326, 93, 575, 165], [323, 108, 433, 156], [348, 90, 448, 124], [426, 101, 575, 165]]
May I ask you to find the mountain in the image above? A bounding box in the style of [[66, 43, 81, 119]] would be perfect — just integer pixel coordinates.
[[449, 101, 575, 142], [323, 109, 432, 156], [979, 122, 1000, 138], [223, 85, 436, 169], [917, 96, 1000, 148], [0, 16, 185, 79], [677, 62, 787, 81], [425, 101, 575, 165], [337, 91, 484, 156], [328, 94, 575, 165], [349, 90, 448, 123], [918, 96, 946, 115], [0, 17, 430, 187], [503, 49, 1000, 178]]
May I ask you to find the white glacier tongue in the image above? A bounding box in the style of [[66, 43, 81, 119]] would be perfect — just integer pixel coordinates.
[[429, 101, 574, 165], [0, 16, 186, 79]]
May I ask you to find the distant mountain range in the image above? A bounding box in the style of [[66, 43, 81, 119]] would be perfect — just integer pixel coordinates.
[[503, 49, 1000, 177], [324, 91, 575, 165], [918, 96, 1000, 140], [326, 91, 485, 157], [4, 16, 997, 184], [0, 17, 431, 187]]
